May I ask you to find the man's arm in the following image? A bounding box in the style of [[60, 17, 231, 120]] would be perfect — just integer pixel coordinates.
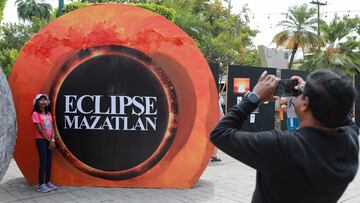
[[210, 97, 289, 173], [342, 114, 360, 135], [210, 72, 289, 173]]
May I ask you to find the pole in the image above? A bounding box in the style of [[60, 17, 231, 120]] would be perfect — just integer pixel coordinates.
[[310, 1, 327, 47], [228, 0, 232, 16], [317, 3, 320, 36], [58, 0, 64, 17]]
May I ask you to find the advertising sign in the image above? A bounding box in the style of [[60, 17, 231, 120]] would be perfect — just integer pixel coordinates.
[[9, 4, 218, 188]]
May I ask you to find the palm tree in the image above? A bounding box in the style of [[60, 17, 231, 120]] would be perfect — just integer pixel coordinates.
[[300, 16, 360, 75], [235, 4, 250, 37], [272, 4, 318, 69], [15, 0, 52, 21]]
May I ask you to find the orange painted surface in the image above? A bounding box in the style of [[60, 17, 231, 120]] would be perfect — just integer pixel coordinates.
[[8, 4, 219, 188]]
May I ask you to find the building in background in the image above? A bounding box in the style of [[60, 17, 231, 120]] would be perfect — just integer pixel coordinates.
[[258, 45, 289, 69]]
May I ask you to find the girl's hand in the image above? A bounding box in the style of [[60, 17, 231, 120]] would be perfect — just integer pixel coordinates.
[[49, 141, 55, 150], [280, 104, 288, 112]]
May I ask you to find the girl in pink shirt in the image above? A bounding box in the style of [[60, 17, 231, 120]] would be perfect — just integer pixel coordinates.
[[31, 94, 58, 193]]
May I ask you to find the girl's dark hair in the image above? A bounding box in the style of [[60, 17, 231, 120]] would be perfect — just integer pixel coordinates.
[[302, 70, 357, 128], [32, 96, 50, 114]]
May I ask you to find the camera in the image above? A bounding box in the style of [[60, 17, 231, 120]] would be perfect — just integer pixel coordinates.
[[274, 79, 301, 97]]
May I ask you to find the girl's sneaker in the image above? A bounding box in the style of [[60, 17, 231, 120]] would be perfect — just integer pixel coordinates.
[[211, 156, 222, 162], [37, 184, 51, 193], [46, 182, 58, 190]]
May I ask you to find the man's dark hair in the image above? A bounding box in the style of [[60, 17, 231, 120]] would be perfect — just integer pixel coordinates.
[[302, 70, 357, 128], [32, 96, 50, 115]]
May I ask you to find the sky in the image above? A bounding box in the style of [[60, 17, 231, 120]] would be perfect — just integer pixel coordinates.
[[2, 0, 360, 48], [231, 0, 360, 47]]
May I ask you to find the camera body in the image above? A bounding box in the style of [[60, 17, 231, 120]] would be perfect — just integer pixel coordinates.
[[274, 79, 300, 97]]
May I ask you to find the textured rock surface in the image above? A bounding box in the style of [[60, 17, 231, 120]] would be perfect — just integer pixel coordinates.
[[0, 69, 17, 181]]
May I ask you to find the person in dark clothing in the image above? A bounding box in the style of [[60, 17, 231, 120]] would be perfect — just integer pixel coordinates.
[[210, 70, 359, 203]]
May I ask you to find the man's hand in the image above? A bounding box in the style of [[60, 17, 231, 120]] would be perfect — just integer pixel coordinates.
[[290, 76, 305, 91], [253, 71, 280, 102]]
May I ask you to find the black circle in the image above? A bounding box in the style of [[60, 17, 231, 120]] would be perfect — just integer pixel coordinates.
[[56, 46, 169, 172]]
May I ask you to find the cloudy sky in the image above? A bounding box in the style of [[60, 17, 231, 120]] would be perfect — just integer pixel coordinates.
[[3, 0, 360, 47], [231, 0, 360, 47]]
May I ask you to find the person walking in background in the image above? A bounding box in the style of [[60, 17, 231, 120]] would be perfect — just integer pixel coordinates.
[[280, 96, 299, 133], [210, 70, 359, 203], [32, 94, 58, 193], [211, 95, 225, 162]]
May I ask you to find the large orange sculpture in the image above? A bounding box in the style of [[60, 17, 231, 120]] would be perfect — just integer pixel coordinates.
[[8, 4, 218, 188]]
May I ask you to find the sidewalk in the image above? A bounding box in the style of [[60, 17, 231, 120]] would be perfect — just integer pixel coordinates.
[[1, 151, 359, 202]]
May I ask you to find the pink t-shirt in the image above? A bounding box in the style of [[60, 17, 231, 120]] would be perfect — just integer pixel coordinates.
[[32, 111, 54, 139]]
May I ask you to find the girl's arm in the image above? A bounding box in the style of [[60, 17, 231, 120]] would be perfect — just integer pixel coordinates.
[[34, 123, 51, 142], [50, 112, 56, 142], [49, 115, 56, 150], [51, 128, 55, 141]]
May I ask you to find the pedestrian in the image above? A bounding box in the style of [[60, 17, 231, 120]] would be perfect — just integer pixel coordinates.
[[211, 95, 224, 162], [210, 70, 359, 203], [32, 94, 58, 193], [280, 96, 299, 132]]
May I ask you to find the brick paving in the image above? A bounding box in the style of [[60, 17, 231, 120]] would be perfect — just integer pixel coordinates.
[[1, 151, 359, 202]]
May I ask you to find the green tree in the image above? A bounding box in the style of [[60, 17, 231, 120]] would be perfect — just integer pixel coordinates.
[[81, 0, 114, 2], [0, 0, 7, 22], [343, 16, 360, 35], [128, 2, 175, 21], [15, 0, 52, 21], [0, 23, 34, 75], [0, 0, 7, 74], [81, 0, 150, 3], [161, 0, 259, 68], [0, 23, 33, 51], [272, 4, 318, 69], [0, 49, 19, 76], [300, 16, 360, 75]]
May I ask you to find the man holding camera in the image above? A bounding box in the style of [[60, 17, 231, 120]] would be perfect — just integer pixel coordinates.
[[210, 70, 359, 203]]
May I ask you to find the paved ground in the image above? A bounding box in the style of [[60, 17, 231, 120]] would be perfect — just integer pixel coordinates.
[[1, 151, 359, 203]]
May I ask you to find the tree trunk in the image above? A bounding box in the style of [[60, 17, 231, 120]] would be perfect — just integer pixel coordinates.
[[288, 44, 298, 70]]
